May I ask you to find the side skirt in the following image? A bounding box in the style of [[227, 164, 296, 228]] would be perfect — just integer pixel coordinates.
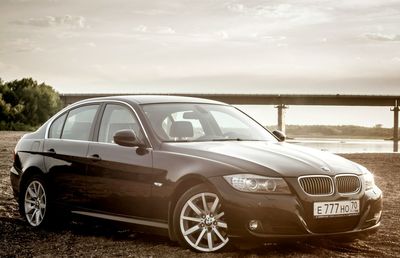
[[71, 210, 169, 229]]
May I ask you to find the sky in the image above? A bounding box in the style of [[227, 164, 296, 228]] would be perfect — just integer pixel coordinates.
[[0, 0, 399, 127]]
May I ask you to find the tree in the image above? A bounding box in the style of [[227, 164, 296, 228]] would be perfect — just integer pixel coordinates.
[[0, 78, 62, 130]]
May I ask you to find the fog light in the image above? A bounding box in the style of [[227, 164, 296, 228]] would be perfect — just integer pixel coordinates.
[[249, 220, 259, 231], [373, 211, 382, 221]]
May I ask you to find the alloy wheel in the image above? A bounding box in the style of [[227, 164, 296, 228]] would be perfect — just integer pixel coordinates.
[[24, 180, 47, 226], [179, 192, 228, 252]]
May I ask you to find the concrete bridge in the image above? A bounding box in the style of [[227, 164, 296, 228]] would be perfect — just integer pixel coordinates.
[[60, 93, 400, 152]]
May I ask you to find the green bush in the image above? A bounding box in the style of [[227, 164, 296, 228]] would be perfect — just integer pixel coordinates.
[[0, 78, 62, 131]]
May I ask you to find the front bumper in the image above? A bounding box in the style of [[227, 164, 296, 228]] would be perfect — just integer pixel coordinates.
[[208, 177, 383, 242]]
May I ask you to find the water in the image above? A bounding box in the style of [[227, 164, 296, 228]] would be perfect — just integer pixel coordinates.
[[288, 138, 394, 153]]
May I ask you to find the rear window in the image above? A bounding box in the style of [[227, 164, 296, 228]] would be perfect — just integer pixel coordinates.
[[48, 113, 67, 139]]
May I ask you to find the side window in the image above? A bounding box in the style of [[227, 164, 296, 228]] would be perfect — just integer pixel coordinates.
[[98, 104, 143, 144], [48, 113, 67, 138], [61, 105, 99, 141]]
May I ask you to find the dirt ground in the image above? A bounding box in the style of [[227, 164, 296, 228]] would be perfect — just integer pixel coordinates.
[[0, 131, 399, 258]]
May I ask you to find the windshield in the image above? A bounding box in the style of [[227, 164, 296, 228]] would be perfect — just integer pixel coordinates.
[[142, 103, 277, 142]]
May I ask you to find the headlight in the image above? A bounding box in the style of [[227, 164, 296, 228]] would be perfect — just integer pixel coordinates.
[[223, 174, 291, 194], [362, 172, 375, 190], [356, 163, 376, 190]]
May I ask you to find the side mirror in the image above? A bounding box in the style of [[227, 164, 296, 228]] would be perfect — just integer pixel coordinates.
[[113, 129, 144, 147], [272, 130, 286, 142]]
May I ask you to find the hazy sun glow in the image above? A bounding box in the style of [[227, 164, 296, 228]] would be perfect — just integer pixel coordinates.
[[0, 0, 399, 127]]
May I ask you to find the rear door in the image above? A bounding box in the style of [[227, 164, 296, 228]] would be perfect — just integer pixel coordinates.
[[85, 103, 154, 218], [44, 104, 100, 208]]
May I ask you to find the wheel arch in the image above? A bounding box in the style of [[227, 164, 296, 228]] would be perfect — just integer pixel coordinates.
[[19, 166, 46, 195], [168, 174, 212, 241]]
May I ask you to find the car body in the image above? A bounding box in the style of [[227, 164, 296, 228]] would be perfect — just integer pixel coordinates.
[[10, 95, 382, 252]]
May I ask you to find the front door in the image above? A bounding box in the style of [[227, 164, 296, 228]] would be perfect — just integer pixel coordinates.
[[85, 103, 153, 218]]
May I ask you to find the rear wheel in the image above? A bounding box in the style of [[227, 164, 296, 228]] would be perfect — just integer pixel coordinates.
[[174, 184, 229, 252], [20, 175, 50, 227]]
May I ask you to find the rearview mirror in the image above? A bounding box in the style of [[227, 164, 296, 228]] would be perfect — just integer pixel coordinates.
[[182, 111, 199, 119], [113, 129, 144, 147], [272, 130, 286, 142]]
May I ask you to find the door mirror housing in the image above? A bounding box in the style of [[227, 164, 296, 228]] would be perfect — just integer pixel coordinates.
[[272, 130, 286, 142], [113, 129, 144, 148]]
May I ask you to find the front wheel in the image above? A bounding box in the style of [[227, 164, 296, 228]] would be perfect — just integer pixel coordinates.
[[174, 184, 229, 252]]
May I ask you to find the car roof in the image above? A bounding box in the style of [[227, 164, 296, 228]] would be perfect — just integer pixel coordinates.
[[76, 95, 227, 105]]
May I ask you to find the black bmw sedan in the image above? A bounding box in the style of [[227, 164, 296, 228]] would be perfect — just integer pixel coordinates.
[[10, 95, 382, 252]]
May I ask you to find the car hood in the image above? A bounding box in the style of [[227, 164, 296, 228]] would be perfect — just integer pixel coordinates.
[[161, 141, 363, 177]]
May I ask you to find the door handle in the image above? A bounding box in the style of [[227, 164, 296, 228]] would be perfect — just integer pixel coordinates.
[[46, 148, 56, 156], [89, 154, 102, 161]]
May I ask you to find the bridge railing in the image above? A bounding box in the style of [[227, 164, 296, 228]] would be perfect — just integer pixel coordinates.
[[60, 93, 400, 152]]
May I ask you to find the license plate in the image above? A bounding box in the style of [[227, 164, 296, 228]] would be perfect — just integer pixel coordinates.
[[313, 200, 360, 218]]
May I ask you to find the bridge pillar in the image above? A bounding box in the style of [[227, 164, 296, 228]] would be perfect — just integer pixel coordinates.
[[275, 104, 288, 133], [392, 100, 399, 152]]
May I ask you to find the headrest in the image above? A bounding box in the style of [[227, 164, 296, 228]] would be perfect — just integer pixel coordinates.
[[170, 121, 194, 138]]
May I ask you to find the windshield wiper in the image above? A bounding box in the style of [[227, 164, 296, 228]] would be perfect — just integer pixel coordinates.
[[212, 138, 242, 141], [164, 140, 190, 142], [211, 138, 263, 141], [164, 139, 264, 143]]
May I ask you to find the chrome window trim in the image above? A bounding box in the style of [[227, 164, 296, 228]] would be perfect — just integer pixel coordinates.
[[45, 99, 153, 148], [88, 140, 143, 148], [45, 102, 100, 140], [334, 174, 362, 196], [298, 175, 335, 196]]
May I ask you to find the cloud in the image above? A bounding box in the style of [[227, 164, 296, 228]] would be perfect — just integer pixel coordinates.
[[215, 31, 229, 39], [157, 27, 175, 34], [7, 0, 59, 2], [130, 9, 173, 16], [226, 2, 330, 25], [227, 3, 245, 13], [134, 25, 148, 33], [364, 33, 400, 41], [1, 38, 43, 53], [133, 25, 175, 34], [0, 62, 19, 71], [256, 35, 286, 41], [13, 15, 87, 29], [85, 42, 96, 48], [56, 31, 80, 39]]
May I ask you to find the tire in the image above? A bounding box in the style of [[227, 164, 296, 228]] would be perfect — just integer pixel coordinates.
[[19, 175, 52, 227], [173, 184, 230, 252]]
